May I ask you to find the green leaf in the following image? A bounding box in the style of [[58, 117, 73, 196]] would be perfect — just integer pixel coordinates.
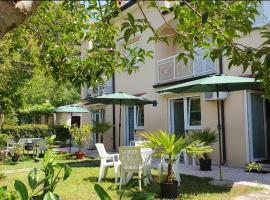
[[28, 168, 39, 190], [43, 192, 60, 200], [127, 13, 135, 26], [124, 28, 133, 43], [94, 184, 112, 200], [131, 193, 156, 200], [14, 180, 28, 200], [202, 12, 209, 24]]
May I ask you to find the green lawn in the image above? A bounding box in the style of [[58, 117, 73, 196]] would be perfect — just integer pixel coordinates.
[[0, 156, 263, 200]]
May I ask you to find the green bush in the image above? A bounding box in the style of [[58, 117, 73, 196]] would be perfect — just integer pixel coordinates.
[[52, 125, 70, 142], [0, 124, 70, 143], [1, 124, 54, 141]]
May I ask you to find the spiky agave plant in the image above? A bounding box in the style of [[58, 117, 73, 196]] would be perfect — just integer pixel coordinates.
[[141, 130, 213, 183]]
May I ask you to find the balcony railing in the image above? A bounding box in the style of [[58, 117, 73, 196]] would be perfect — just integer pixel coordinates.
[[156, 52, 216, 84], [86, 79, 113, 97]]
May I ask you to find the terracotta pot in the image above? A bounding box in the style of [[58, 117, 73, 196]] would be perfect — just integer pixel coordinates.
[[160, 180, 178, 199], [75, 151, 85, 159]]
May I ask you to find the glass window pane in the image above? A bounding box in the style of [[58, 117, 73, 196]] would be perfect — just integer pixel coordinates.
[[189, 98, 201, 126], [136, 105, 144, 127]]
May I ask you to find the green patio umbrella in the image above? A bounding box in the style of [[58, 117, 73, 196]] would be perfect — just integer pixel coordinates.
[[85, 92, 154, 146], [158, 74, 262, 181], [53, 105, 90, 153]]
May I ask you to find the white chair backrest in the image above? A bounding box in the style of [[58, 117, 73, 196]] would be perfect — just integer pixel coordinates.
[[119, 146, 143, 169], [134, 140, 147, 147], [6, 139, 15, 147], [95, 143, 110, 158]]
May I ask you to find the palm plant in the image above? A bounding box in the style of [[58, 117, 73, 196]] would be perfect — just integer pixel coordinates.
[[141, 130, 212, 184], [189, 128, 217, 159], [92, 122, 111, 143]]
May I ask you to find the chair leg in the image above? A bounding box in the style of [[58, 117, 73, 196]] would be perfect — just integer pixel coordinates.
[[173, 165, 181, 186], [138, 170, 142, 191], [119, 169, 125, 189], [104, 166, 108, 179], [192, 154, 196, 167], [98, 165, 105, 182], [183, 152, 188, 165]]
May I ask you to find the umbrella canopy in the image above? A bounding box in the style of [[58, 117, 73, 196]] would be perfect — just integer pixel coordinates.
[[85, 92, 154, 148], [158, 75, 261, 94], [158, 74, 262, 182], [53, 105, 90, 113], [85, 92, 154, 106]]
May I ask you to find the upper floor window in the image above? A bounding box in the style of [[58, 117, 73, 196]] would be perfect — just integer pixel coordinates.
[[253, 1, 270, 27]]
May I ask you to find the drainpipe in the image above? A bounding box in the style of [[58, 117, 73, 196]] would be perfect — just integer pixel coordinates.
[[112, 73, 116, 150], [219, 55, 227, 163]]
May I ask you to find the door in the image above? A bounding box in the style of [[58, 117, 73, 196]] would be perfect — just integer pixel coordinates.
[[126, 106, 135, 145], [249, 92, 267, 161], [71, 116, 81, 127], [170, 99, 185, 137], [91, 109, 105, 145]]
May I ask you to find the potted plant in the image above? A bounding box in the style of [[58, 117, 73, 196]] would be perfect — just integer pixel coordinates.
[[189, 128, 217, 171], [92, 121, 111, 143], [141, 130, 212, 199], [11, 143, 24, 162], [68, 124, 92, 159]]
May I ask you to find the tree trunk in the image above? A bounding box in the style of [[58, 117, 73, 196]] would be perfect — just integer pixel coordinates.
[[0, 1, 41, 38], [166, 156, 173, 183]]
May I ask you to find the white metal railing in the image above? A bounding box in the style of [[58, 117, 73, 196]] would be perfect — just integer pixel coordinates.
[[156, 52, 216, 84], [87, 79, 113, 97]]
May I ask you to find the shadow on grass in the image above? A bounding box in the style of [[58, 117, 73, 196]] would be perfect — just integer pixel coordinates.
[[107, 175, 233, 199], [65, 159, 100, 168]]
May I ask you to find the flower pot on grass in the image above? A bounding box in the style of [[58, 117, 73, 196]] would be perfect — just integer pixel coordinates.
[[67, 124, 92, 159], [160, 181, 178, 199], [11, 153, 20, 162], [75, 151, 85, 159]]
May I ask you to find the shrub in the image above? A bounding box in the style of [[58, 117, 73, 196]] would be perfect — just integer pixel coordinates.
[[1, 124, 54, 141], [52, 125, 70, 142]]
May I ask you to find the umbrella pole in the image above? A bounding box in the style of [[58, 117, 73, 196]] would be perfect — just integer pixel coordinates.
[[216, 85, 223, 181], [119, 101, 122, 147], [69, 112, 72, 154]]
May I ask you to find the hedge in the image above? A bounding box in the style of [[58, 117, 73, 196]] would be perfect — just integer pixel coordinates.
[[0, 124, 70, 142]]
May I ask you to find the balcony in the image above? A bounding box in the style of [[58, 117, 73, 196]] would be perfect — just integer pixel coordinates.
[[86, 79, 113, 97], [156, 51, 216, 84]]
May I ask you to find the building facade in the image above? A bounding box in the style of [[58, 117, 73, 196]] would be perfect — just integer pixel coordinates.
[[82, 1, 270, 167]]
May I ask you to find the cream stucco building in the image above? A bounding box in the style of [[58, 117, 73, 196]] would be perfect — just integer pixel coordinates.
[[82, 1, 270, 167]]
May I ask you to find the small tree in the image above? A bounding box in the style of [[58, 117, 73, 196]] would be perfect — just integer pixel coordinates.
[[92, 122, 112, 143], [141, 130, 212, 184], [68, 124, 92, 152]]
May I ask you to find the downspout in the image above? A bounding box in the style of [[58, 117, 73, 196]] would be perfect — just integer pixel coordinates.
[[112, 73, 116, 150], [219, 55, 227, 163]]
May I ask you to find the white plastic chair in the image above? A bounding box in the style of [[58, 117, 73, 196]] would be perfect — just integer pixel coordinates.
[[95, 143, 120, 183], [159, 153, 181, 186], [119, 146, 147, 190], [33, 139, 47, 157], [6, 139, 15, 156]]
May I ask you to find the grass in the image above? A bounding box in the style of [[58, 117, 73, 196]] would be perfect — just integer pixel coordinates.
[[0, 156, 264, 200]]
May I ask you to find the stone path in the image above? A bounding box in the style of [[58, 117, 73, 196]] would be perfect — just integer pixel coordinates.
[[232, 191, 270, 200], [2, 168, 31, 174]]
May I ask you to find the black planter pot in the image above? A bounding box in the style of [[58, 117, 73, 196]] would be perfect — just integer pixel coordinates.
[[199, 158, 212, 171], [11, 154, 20, 162], [160, 181, 178, 199]]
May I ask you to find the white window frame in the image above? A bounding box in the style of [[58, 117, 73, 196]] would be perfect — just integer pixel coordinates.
[[134, 105, 145, 130], [185, 96, 202, 130], [168, 95, 202, 133]]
